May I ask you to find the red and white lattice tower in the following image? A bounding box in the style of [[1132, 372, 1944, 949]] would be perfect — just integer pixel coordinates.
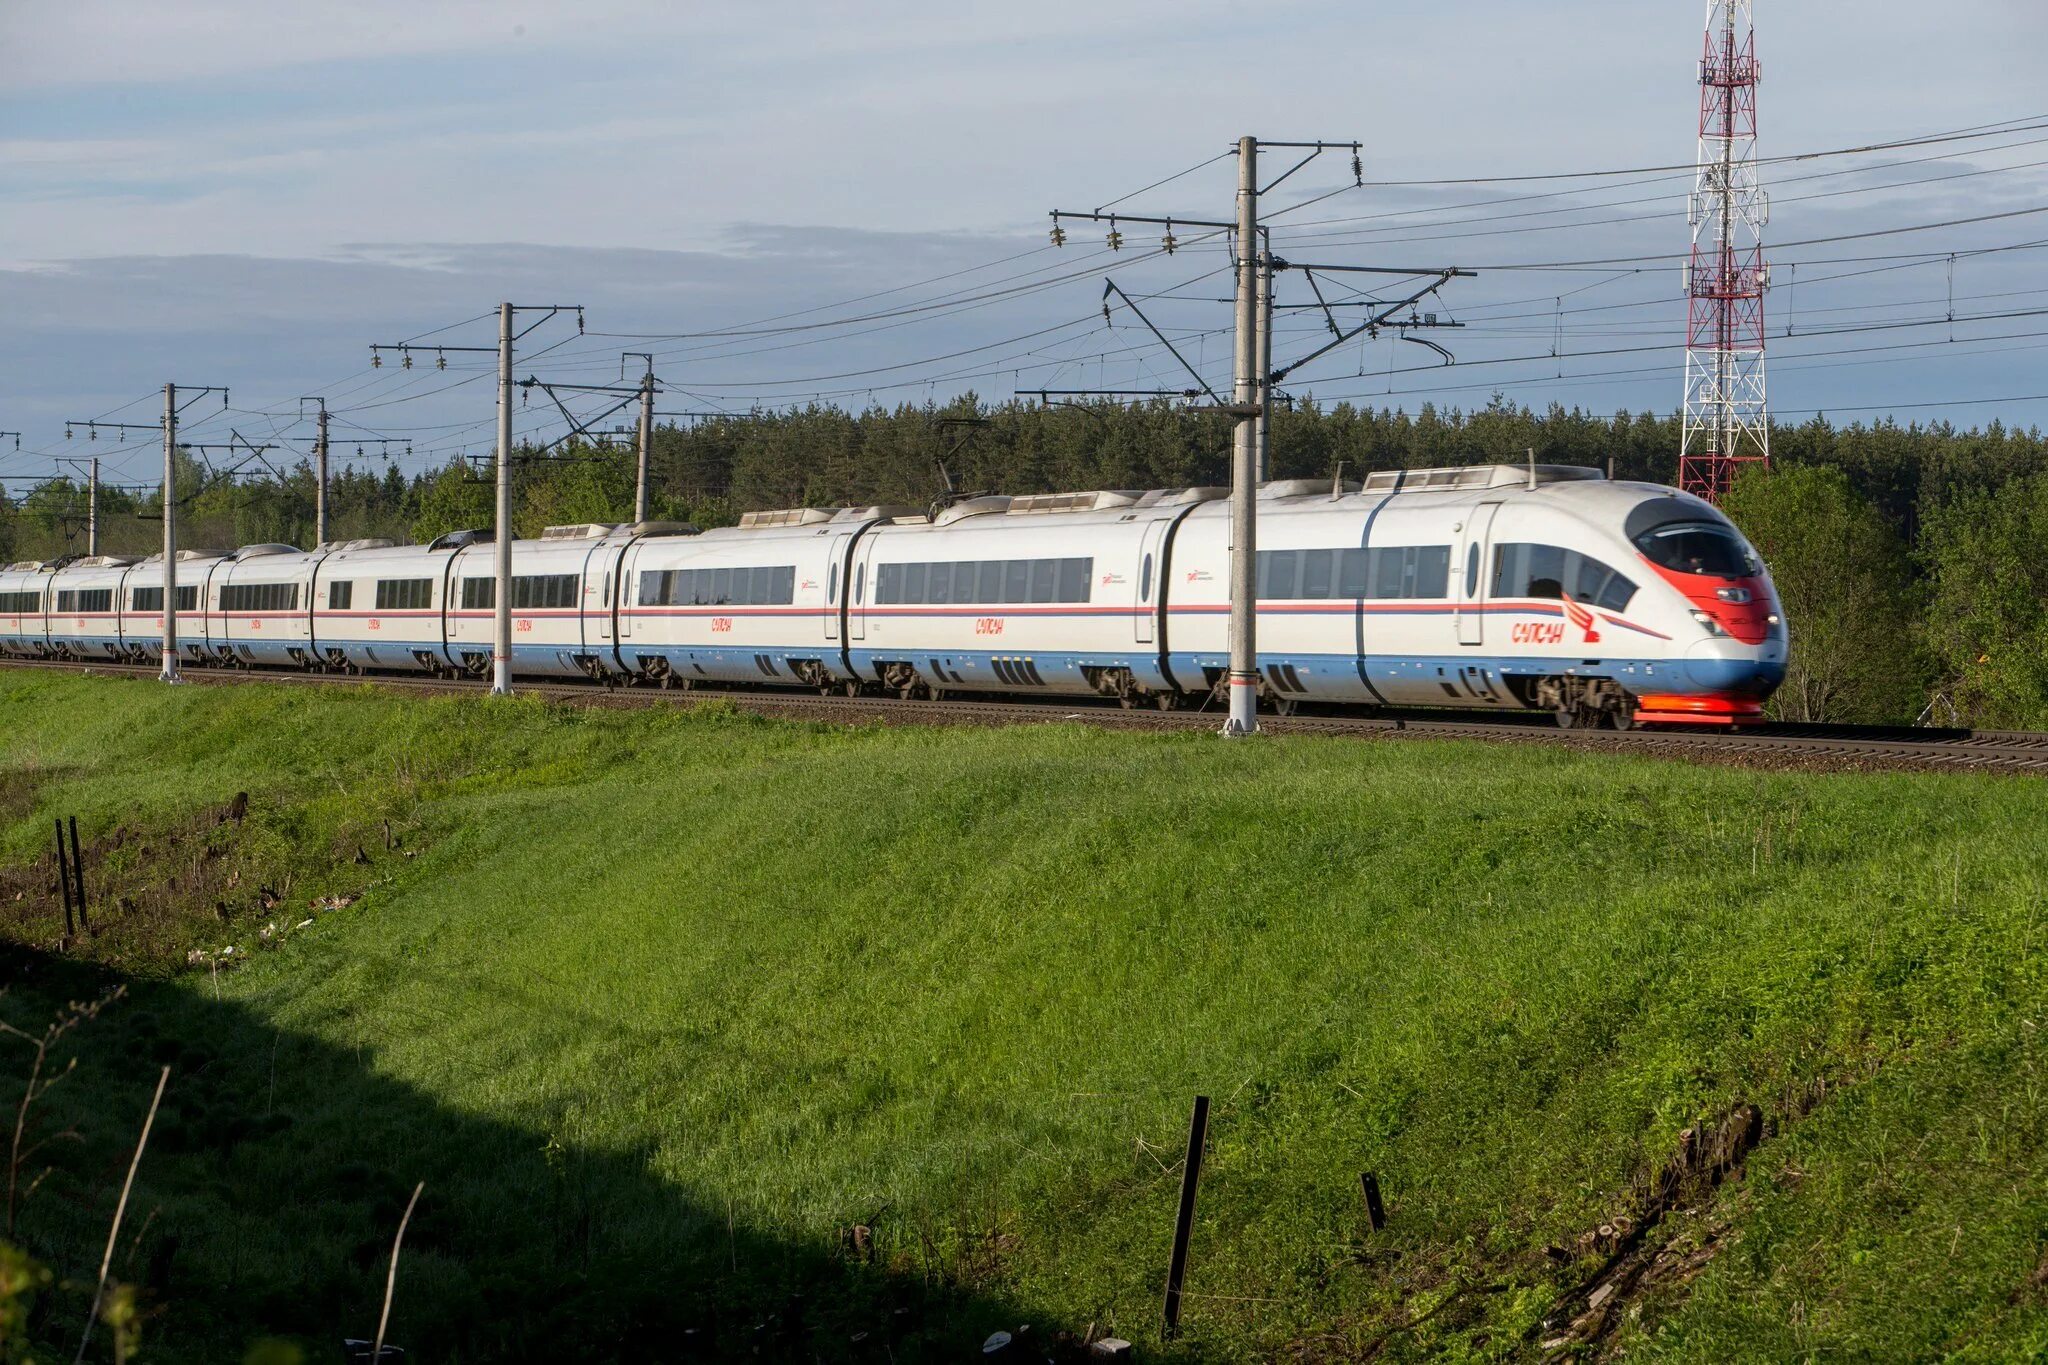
[[1679, 0, 1770, 500]]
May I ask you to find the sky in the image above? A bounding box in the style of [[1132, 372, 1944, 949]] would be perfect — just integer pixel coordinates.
[[3, 0, 2047, 492]]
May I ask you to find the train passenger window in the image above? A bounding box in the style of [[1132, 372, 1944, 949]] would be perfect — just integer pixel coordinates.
[[1028, 560, 1056, 603], [927, 562, 953, 605], [1465, 543, 1480, 596], [903, 562, 928, 603], [876, 563, 899, 603], [1301, 549, 1334, 600], [510, 574, 578, 610], [56, 589, 114, 614], [1139, 554, 1153, 601], [132, 585, 197, 613], [1338, 548, 1370, 597], [463, 577, 494, 610], [637, 572, 666, 607], [329, 580, 354, 610], [220, 583, 298, 612], [1492, 543, 1637, 611], [374, 578, 432, 611], [976, 561, 1003, 604], [2, 591, 44, 613], [1259, 551, 1300, 599], [712, 567, 733, 604]]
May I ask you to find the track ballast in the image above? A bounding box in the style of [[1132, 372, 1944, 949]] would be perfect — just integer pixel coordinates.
[[8, 657, 2045, 775]]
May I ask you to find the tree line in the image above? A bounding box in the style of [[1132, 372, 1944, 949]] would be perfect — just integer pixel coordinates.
[[4, 394, 2044, 727]]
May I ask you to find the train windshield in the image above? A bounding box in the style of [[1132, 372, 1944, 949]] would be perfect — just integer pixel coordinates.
[[1631, 521, 1755, 578]]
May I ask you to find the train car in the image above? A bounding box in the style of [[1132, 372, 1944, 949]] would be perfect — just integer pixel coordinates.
[[1162, 464, 1784, 727], [444, 523, 659, 681], [307, 536, 457, 674], [844, 490, 1222, 703], [212, 545, 322, 667], [614, 509, 891, 690], [120, 551, 230, 666], [0, 561, 58, 656], [44, 555, 141, 661]]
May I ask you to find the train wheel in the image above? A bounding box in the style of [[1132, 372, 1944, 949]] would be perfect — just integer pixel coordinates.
[[1553, 706, 1582, 730], [1607, 705, 1637, 732], [1155, 691, 1180, 711]]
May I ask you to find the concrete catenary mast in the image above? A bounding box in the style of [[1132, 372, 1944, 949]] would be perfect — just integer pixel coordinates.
[[1679, 0, 1771, 501]]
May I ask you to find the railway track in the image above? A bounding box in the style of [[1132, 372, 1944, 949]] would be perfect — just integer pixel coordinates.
[[8, 656, 2047, 775]]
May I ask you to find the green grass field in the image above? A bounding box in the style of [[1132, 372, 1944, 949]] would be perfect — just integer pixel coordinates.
[[2, 670, 2047, 1362]]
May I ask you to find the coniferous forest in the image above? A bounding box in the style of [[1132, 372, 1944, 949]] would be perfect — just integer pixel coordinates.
[[6, 394, 2046, 727]]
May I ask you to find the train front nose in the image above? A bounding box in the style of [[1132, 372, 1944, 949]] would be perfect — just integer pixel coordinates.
[[1685, 638, 1786, 697]]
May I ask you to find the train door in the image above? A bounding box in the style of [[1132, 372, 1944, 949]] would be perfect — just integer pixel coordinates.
[[616, 544, 641, 642], [848, 536, 875, 642], [824, 531, 852, 641], [1134, 518, 1168, 646], [1456, 503, 1500, 646], [589, 547, 615, 645]]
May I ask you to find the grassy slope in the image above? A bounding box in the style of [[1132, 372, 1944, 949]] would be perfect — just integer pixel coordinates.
[[3, 671, 2047, 1361]]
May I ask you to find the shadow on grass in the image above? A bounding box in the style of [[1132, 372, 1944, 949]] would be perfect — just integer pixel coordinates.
[[1, 944, 1046, 1364]]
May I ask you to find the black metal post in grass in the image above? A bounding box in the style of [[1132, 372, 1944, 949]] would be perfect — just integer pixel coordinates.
[[67, 816, 88, 931], [54, 820, 74, 939], [1161, 1094, 1210, 1340], [1360, 1172, 1387, 1231]]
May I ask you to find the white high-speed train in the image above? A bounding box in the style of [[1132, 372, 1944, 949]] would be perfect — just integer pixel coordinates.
[[0, 463, 1787, 727]]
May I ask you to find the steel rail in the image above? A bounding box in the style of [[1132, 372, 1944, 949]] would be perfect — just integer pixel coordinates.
[[5, 657, 2045, 774]]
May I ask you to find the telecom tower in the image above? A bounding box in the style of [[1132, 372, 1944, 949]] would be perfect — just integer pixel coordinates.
[[1679, 0, 1770, 500]]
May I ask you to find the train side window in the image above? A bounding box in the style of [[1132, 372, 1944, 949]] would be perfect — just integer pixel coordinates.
[[904, 562, 928, 603], [1596, 572, 1637, 612], [1028, 559, 1056, 603], [976, 561, 1003, 604], [1257, 550, 1299, 599], [927, 562, 952, 605], [1413, 546, 1450, 598], [712, 567, 732, 605], [855, 566, 865, 605], [1139, 554, 1153, 602], [1465, 543, 1480, 596], [1338, 548, 1370, 597], [1060, 557, 1091, 603], [330, 580, 354, 611], [827, 563, 838, 605], [876, 563, 899, 603], [1003, 560, 1030, 602], [1301, 549, 1334, 600]]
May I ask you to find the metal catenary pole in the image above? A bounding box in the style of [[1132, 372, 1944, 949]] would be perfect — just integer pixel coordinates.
[[494, 302, 515, 696], [1255, 248, 1274, 483], [87, 457, 99, 556], [1223, 136, 1261, 739], [314, 398, 330, 546], [635, 358, 655, 524], [160, 384, 180, 684]]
